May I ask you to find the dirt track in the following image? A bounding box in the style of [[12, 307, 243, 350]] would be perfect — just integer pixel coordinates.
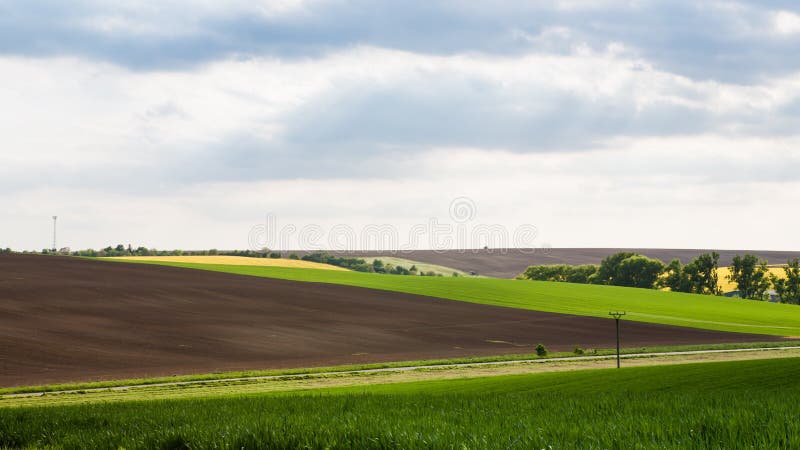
[[297, 248, 800, 278], [0, 254, 780, 387]]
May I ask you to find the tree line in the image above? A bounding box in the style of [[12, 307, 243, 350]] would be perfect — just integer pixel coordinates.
[[518, 252, 800, 304], [66, 245, 287, 259]]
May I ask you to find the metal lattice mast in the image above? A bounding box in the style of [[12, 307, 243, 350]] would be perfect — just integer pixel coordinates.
[[52, 216, 57, 251]]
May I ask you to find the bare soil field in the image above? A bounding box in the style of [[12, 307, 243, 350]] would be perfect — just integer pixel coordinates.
[[0, 254, 778, 387], [293, 248, 800, 278]]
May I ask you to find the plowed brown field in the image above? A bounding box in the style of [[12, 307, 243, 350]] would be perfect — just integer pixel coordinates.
[[0, 254, 778, 386]]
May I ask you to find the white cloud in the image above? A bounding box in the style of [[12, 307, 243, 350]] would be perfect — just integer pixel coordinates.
[[773, 10, 800, 35]]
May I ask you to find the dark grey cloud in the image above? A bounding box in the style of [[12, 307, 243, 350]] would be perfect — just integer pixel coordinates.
[[2, 1, 800, 83], [283, 79, 713, 152]]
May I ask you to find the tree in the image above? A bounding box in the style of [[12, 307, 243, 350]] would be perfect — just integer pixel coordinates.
[[660, 259, 691, 292], [566, 265, 597, 284], [686, 252, 722, 295], [659, 253, 722, 295], [518, 264, 598, 283], [772, 259, 800, 304], [519, 265, 570, 282], [728, 254, 771, 300], [593, 252, 635, 285], [615, 255, 665, 289], [593, 252, 663, 288]]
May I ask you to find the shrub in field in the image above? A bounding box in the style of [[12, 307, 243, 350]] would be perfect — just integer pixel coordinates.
[[536, 344, 548, 357], [573, 346, 585, 355]]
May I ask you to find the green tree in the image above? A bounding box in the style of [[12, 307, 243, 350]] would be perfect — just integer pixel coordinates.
[[519, 265, 570, 282], [566, 265, 597, 284], [728, 254, 771, 300], [772, 259, 800, 304], [660, 259, 691, 292], [660, 253, 722, 295], [616, 255, 665, 289], [687, 252, 722, 295], [593, 252, 636, 285], [594, 252, 663, 288]]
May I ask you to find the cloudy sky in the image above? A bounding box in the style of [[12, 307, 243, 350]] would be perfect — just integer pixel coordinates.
[[2, 0, 800, 251]]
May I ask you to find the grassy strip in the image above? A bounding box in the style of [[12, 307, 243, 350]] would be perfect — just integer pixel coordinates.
[[114, 259, 800, 335], [3, 358, 800, 448], [2, 340, 794, 395], [6, 348, 800, 409]]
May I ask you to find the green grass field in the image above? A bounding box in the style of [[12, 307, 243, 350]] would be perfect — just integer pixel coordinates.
[[3, 358, 800, 449], [117, 259, 800, 336]]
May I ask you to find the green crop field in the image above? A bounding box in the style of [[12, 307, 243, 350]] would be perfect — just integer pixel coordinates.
[[116, 259, 800, 336], [3, 358, 800, 449]]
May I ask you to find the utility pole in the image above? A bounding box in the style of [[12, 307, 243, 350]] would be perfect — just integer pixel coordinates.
[[52, 216, 58, 252], [609, 311, 626, 368]]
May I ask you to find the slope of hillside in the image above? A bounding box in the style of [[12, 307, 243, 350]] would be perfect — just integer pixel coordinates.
[[124, 260, 800, 336], [3, 254, 772, 386]]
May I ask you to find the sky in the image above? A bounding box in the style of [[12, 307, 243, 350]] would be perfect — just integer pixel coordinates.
[[2, 0, 800, 252]]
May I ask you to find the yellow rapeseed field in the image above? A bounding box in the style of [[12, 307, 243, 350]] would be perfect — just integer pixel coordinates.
[[717, 266, 786, 293], [111, 256, 348, 271]]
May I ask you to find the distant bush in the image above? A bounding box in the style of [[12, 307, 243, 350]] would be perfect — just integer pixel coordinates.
[[573, 346, 585, 355], [302, 252, 371, 272], [536, 344, 548, 357], [518, 264, 597, 283]]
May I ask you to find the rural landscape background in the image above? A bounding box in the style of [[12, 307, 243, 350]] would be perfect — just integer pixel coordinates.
[[2, 1, 800, 449]]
